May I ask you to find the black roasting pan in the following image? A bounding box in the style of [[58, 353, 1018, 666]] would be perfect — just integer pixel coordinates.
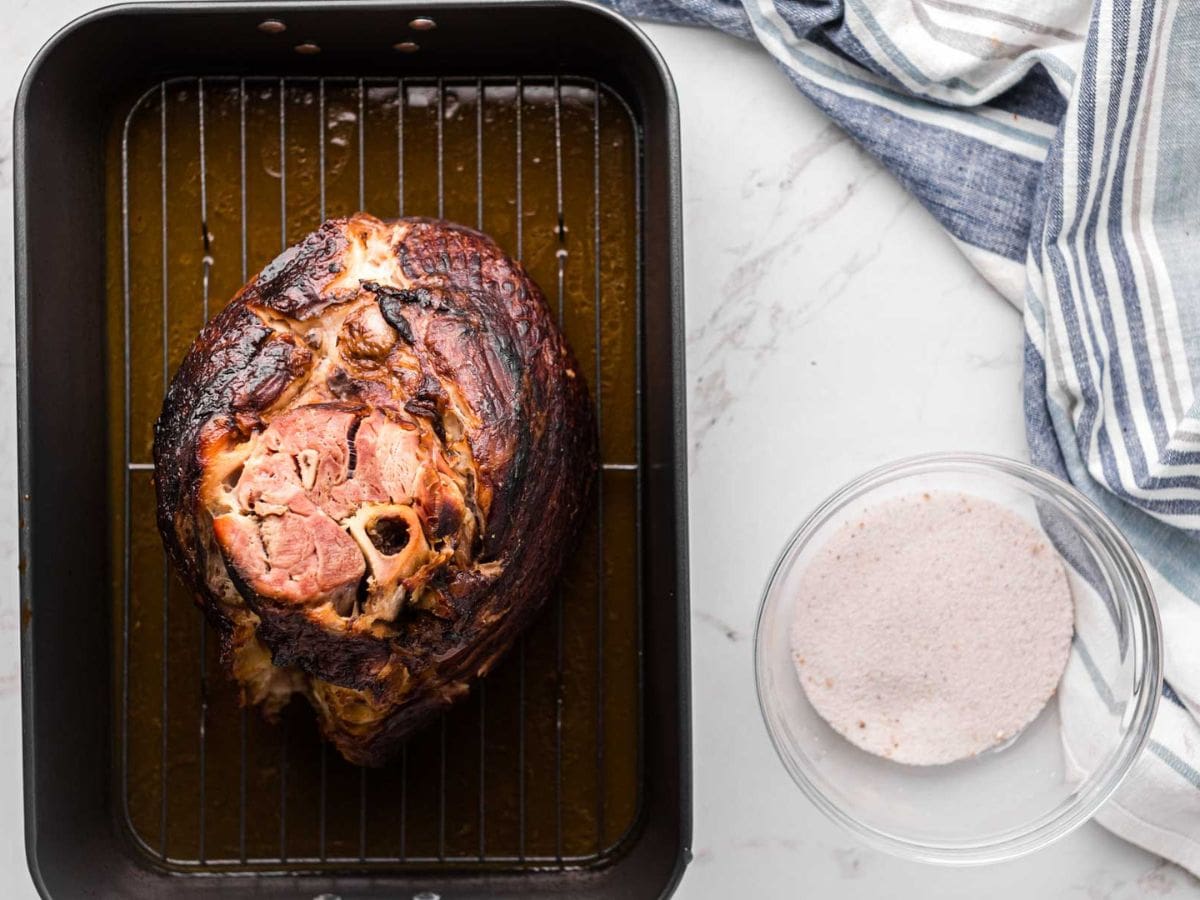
[[14, 2, 689, 896]]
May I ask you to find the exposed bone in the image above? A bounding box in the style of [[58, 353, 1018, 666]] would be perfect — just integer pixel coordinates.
[[346, 503, 431, 621]]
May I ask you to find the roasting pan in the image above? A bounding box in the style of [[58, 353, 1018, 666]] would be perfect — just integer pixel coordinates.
[[14, 2, 688, 896]]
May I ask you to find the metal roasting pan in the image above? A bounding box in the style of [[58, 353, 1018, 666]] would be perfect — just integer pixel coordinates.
[[14, 2, 689, 896]]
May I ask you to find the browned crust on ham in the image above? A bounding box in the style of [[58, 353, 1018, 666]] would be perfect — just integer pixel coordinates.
[[154, 214, 595, 765]]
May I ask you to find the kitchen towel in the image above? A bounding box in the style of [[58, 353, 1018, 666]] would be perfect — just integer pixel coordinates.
[[603, 0, 1200, 875]]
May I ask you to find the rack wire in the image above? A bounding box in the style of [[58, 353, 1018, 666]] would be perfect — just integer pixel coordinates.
[[116, 74, 644, 873]]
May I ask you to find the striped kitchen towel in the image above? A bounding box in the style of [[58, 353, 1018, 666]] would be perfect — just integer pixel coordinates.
[[604, 0, 1200, 874]]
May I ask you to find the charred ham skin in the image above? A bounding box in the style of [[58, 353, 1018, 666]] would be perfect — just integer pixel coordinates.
[[153, 213, 595, 766]]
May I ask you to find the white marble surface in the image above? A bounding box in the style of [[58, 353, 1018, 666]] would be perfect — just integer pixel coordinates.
[[0, 3, 1198, 897]]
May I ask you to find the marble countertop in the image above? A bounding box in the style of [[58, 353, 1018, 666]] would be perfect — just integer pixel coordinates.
[[1, 3, 1198, 897]]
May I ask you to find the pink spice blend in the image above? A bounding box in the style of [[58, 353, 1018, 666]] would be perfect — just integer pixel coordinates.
[[790, 490, 1075, 765]]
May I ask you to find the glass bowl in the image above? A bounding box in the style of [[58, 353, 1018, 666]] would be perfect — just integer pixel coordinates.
[[754, 452, 1161, 864]]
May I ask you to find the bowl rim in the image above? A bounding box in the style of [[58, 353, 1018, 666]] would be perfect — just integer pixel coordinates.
[[753, 451, 1163, 865]]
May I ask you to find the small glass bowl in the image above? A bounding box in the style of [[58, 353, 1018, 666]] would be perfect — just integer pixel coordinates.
[[754, 453, 1161, 864]]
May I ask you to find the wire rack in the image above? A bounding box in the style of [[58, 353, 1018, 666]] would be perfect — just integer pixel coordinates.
[[112, 74, 643, 873]]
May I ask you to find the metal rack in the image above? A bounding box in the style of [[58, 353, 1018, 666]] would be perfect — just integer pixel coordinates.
[[117, 74, 643, 873]]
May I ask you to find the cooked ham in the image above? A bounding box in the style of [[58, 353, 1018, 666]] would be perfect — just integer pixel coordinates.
[[154, 214, 594, 765]]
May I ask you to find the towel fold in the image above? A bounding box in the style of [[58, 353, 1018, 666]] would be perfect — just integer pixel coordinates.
[[606, 0, 1200, 874]]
